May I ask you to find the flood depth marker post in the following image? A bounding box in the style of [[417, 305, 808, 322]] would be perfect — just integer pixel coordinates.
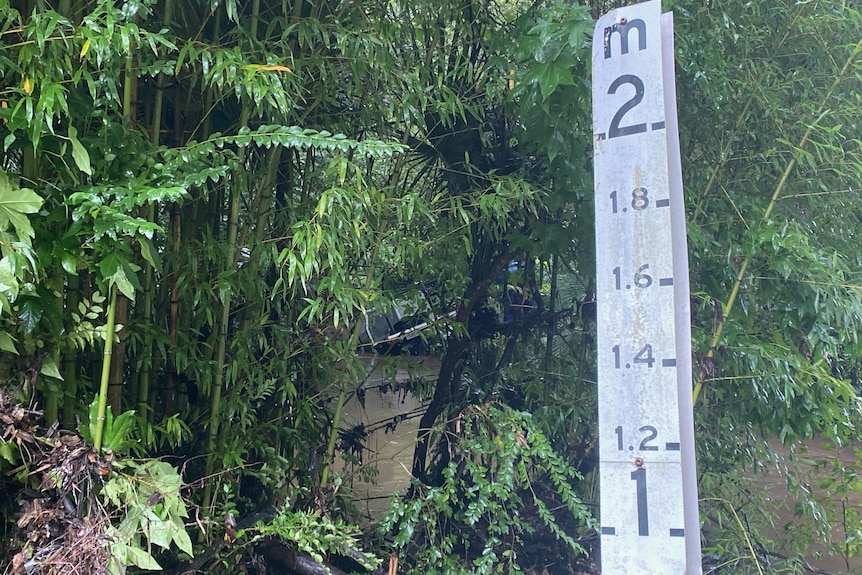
[[592, 1, 701, 573]]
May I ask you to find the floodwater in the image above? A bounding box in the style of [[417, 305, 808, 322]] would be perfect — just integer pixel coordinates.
[[752, 438, 861, 575], [338, 354, 435, 519], [339, 355, 861, 573]]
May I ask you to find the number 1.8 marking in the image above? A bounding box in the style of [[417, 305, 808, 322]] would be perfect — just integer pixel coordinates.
[[610, 187, 670, 213]]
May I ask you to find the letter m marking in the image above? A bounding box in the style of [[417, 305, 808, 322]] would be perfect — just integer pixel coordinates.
[[604, 19, 647, 59]]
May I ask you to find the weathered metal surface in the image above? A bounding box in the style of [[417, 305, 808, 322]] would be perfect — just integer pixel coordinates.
[[592, 1, 699, 572]]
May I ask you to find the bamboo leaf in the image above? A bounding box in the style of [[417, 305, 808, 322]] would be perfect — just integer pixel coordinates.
[[68, 125, 92, 175]]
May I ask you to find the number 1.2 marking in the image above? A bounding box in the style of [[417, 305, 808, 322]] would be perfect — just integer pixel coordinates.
[[615, 425, 659, 451]]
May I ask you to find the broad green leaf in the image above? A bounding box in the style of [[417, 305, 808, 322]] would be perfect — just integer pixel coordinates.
[[110, 267, 136, 301], [171, 516, 194, 555], [105, 410, 136, 453], [0, 172, 42, 214], [17, 299, 43, 335], [68, 125, 92, 175], [0, 438, 16, 465], [0, 170, 43, 243], [61, 251, 77, 274], [40, 357, 63, 380], [124, 545, 162, 570], [0, 331, 17, 354], [143, 511, 173, 549], [532, 59, 576, 102], [137, 237, 161, 270]]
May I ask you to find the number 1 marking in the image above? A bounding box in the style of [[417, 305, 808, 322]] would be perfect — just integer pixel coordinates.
[[631, 467, 649, 536]]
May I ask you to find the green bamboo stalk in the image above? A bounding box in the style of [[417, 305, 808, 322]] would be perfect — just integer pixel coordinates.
[[138, 0, 171, 419], [543, 254, 559, 403], [239, 147, 281, 332], [44, 271, 64, 424], [201, 0, 262, 515], [200, 181, 240, 511], [123, 54, 133, 120], [137, 204, 156, 421], [692, 37, 862, 405], [94, 285, 119, 452], [61, 272, 80, 427], [102, 52, 137, 416], [107, 294, 128, 414]]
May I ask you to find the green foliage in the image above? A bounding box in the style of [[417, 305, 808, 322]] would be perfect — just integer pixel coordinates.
[[0, 169, 43, 320], [381, 404, 593, 575], [0, 436, 16, 466], [103, 459, 194, 574], [671, 0, 862, 566], [79, 397, 138, 455], [245, 508, 380, 571], [68, 186, 187, 300], [0, 0, 860, 571], [66, 291, 110, 349]]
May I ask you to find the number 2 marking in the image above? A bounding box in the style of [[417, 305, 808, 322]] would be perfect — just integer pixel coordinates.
[[638, 425, 658, 451], [608, 74, 647, 138]]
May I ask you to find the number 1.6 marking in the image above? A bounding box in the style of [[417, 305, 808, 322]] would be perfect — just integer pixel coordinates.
[[613, 265, 674, 290]]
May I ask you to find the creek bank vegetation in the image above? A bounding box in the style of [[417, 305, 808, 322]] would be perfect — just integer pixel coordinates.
[[1, 0, 861, 574]]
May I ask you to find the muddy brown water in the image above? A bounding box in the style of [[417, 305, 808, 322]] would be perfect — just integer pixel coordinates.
[[337, 354, 435, 519], [751, 439, 861, 575], [340, 355, 860, 573]]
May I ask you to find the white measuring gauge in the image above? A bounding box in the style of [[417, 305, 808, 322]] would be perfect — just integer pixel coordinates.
[[593, 1, 700, 573]]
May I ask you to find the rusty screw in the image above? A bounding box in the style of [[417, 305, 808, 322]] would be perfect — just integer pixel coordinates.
[[634, 456, 644, 467], [620, 17, 628, 25]]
